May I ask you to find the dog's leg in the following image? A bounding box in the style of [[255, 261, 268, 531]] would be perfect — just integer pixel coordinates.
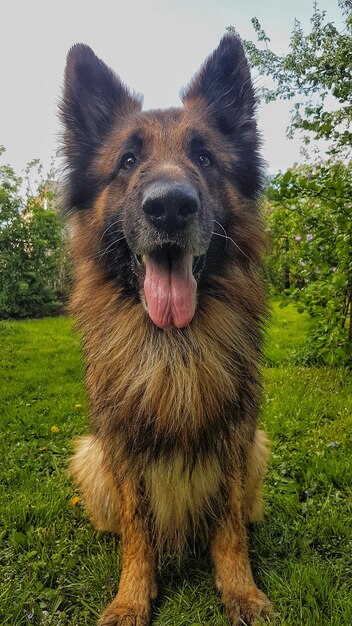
[[211, 460, 272, 625], [245, 429, 270, 523], [98, 475, 157, 626], [70, 437, 156, 625], [70, 436, 121, 533]]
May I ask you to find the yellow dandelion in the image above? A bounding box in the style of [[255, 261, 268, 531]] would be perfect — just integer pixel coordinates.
[[70, 496, 81, 506], [50, 425, 60, 433], [75, 403, 82, 409]]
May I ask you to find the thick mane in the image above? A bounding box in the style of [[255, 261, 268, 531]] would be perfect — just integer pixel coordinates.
[[69, 220, 266, 469]]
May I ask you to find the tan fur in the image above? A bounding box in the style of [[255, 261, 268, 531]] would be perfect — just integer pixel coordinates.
[[70, 430, 271, 624], [211, 468, 273, 625], [144, 452, 222, 554], [245, 429, 270, 523], [98, 475, 157, 626], [70, 436, 121, 533], [71, 429, 270, 548]]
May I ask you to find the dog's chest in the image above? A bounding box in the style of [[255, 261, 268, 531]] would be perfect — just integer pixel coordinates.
[[143, 453, 222, 551]]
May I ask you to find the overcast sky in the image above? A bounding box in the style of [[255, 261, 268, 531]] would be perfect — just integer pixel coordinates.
[[0, 0, 343, 183]]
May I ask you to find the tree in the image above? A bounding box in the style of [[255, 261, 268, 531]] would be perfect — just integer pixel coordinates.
[[265, 161, 352, 365], [230, 1, 352, 157], [229, 2, 352, 364]]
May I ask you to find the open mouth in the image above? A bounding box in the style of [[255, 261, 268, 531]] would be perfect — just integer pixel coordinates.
[[134, 244, 201, 330]]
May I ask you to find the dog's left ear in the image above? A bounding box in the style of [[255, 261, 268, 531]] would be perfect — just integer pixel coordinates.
[[182, 34, 255, 136], [182, 35, 263, 198]]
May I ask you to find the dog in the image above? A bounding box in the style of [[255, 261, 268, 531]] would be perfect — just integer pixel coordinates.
[[60, 34, 272, 626]]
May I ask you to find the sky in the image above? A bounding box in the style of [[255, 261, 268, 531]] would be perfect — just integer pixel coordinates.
[[0, 0, 344, 184]]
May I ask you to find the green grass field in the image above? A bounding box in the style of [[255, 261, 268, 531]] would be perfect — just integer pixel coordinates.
[[1, 303, 351, 626]]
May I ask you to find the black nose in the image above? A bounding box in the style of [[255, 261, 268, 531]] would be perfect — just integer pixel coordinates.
[[142, 182, 200, 232]]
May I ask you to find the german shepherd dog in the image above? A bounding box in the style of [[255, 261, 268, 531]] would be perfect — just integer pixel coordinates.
[[61, 34, 272, 626]]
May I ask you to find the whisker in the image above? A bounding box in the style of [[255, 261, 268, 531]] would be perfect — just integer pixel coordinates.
[[213, 219, 229, 251], [101, 238, 128, 271], [87, 236, 127, 261], [98, 219, 125, 247], [212, 220, 250, 260], [212, 232, 250, 260]]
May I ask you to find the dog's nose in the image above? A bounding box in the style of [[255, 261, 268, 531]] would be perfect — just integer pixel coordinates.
[[142, 182, 200, 232]]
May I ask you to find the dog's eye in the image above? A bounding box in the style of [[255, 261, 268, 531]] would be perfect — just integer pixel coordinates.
[[197, 152, 213, 169], [120, 153, 137, 171]]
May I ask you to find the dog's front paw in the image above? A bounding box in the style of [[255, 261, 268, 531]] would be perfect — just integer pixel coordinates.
[[224, 586, 274, 626], [98, 602, 150, 626]]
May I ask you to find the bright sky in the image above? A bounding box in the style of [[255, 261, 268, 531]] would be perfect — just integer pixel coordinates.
[[0, 0, 343, 182]]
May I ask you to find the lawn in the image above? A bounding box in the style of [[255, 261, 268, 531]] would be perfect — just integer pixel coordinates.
[[0, 303, 351, 626]]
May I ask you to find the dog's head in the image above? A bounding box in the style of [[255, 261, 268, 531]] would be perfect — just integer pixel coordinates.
[[61, 35, 262, 329]]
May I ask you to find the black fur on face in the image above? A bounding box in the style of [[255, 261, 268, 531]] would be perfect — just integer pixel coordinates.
[[61, 35, 263, 306]]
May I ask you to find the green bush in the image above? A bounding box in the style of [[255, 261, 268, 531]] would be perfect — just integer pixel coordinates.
[[265, 161, 352, 366], [0, 148, 71, 318]]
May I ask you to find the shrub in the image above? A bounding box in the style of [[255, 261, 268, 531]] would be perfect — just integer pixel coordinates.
[[265, 161, 352, 366], [0, 148, 71, 318]]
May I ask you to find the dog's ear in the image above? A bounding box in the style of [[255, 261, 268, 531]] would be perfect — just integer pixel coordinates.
[[181, 34, 256, 135], [61, 44, 141, 152], [182, 35, 262, 198], [60, 44, 142, 209]]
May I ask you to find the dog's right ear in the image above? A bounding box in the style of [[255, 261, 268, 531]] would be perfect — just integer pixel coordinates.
[[61, 44, 141, 151], [60, 44, 142, 210]]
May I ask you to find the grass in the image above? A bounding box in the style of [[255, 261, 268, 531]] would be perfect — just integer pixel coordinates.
[[0, 302, 351, 626]]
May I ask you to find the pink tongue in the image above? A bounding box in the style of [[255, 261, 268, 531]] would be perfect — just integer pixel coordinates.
[[144, 252, 197, 329]]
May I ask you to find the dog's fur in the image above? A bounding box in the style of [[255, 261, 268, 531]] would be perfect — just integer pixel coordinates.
[[61, 35, 272, 626]]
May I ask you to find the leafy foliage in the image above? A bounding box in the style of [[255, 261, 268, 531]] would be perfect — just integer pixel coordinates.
[[265, 161, 352, 365], [234, 0, 352, 156], [0, 147, 71, 318]]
